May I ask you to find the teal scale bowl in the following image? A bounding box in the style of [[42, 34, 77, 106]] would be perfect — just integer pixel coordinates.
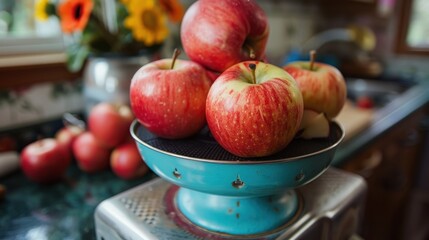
[[131, 120, 344, 236]]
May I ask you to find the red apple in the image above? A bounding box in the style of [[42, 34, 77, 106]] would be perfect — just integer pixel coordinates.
[[20, 138, 71, 183], [130, 49, 212, 139], [88, 102, 134, 148], [206, 69, 221, 82], [283, 51, 347, 119], [180, 0, 269, 72], [55, 125, 84, 160], [72, 132, 111, 173], [206, 61, 304, 158], [110, 142, 148, 180]]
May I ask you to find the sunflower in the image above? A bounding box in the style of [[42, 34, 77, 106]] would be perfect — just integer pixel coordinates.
[[58, 0, 93, 34], [158, 0, 184, 23], [124, 0, 169, 46], [35, 0, 55, 21]]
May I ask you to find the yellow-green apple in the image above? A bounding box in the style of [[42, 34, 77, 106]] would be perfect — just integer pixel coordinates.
[[110, 142, 149, 180], [20, 138, 71, 183], [72, 132, 111, 173], [206, 61, 304, 158], [283, 53, 347, 119], [181, 0, 269, 72], [297, 110, 330, 139], [88, 102, 134, 148], [130, 49, 212, 139]]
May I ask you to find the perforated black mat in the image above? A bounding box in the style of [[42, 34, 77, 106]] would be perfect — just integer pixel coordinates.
[[133, 122, 343, 161]]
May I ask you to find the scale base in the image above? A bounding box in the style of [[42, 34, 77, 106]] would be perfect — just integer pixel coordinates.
[[95, 168, 366, 240], [166, 185, 302, 237]]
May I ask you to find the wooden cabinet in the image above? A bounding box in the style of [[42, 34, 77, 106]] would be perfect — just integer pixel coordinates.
[[341, 108, 426, 240]]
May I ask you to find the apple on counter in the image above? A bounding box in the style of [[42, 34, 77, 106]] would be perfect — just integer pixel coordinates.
[[181, 0, 269, 73], [18, 102, 150, 182], [72, 132, 111, 173], [110, 142, 148, 180], [88, 102, 134, 148], [20, 138, 71, 184], [206, 61, 304, 158], [130, 49, 212, 139], [55, 125, 84, 160]]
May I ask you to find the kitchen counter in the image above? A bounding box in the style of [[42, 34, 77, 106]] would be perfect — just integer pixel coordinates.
[[332, 79, 429, 166], [0, 164, 157, 239], [0, 80, 428, 240]]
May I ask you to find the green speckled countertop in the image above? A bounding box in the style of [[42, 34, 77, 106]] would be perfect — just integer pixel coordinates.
[[0, 163, 155, 240]]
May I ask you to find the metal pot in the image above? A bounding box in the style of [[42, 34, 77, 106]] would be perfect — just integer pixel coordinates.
[[82, 54, 159, 116]]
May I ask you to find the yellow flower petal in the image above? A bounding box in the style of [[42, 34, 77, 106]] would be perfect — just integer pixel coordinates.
[[123, 0, 169, 46], [35, 0, 50, 21]]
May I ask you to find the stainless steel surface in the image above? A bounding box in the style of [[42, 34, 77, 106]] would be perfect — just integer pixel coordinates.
[[83, 55, 155, 116], [94, 168, 366, 240]]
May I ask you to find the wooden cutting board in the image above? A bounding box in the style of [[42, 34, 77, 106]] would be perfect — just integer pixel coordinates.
[[334, 100, 374, 142]]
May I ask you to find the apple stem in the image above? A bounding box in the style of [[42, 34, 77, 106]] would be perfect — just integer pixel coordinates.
[[171, 48, 181, 69], [249, 63, 257, 84], [309, 50, 316, 71]]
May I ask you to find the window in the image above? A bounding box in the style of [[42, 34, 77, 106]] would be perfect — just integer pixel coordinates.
[[396, 0, 429, 55]]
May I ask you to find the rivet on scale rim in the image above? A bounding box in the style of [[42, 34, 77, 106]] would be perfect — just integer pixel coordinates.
[[232, 175, 245, 189], [173, 168, 181, 179], [295, 171, 305, 182]]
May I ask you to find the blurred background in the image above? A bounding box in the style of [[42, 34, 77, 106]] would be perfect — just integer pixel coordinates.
[[0, 0, 429, 240]]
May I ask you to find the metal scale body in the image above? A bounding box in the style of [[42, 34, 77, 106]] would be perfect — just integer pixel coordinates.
[[94, 120, 367, 239]]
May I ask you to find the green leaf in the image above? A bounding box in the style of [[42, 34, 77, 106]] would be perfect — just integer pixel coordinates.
[[66, 45, 90, 73]]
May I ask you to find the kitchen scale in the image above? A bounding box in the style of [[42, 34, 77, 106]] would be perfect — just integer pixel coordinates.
[[94, 120, 367, 239]]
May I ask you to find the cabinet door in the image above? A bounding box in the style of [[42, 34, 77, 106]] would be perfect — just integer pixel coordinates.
[[341, 110, 424, 240]]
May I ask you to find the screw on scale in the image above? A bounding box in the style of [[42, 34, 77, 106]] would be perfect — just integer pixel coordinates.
[[232, 175, 245, 189], [173, 168, 181, 179]]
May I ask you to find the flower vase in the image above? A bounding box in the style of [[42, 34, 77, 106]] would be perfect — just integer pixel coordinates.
[[82, 53, 160, 117]]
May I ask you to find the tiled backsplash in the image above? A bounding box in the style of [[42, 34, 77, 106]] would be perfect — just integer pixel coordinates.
[[0, 80, 84, 131]]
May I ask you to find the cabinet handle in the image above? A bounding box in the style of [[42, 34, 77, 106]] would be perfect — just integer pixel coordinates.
[[355, 150, 383, 178]]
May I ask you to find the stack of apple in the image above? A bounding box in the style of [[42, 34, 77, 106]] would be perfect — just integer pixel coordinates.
[[73, 102, 148, 179], [130, 0, 346, 158], [20, 102, 148, 184]]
